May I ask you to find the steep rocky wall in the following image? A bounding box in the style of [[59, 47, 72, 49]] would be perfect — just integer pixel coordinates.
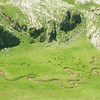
[[91, 28, 100, 50], [1, 0, 100, 50], [75, 0, 100, 50], [84, 6, 100, 50], [9, 0, 82, 42]]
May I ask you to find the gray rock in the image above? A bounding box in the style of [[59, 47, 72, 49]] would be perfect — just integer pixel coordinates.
[[91, 28, 100, 50], [75, 0, 100, 4]]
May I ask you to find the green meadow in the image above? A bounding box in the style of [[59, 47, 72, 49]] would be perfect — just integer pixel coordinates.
[[0, 0, 100, 100], [0, 33, 100, 100]]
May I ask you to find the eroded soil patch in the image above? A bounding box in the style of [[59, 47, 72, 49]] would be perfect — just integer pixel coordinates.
[[90, 57, 100, 64], [91, 68, 100, 74], [0, 70, 5, 75]]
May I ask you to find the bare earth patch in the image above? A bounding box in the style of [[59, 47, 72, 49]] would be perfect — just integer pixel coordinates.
[[0, 70, 5, 75], [91, 68, 100, 74], [94, 57, 100, 62], [70, 73, 77, 78], [69, 80, 78, 88]]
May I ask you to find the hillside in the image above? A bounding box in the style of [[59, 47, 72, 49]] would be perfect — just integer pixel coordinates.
[[0, 0, 83, 47], [0, 0, 100, 50], [0, 0, 100, 100]]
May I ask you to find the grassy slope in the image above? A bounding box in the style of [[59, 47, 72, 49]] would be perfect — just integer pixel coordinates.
[[0, 4, 28, 25], [0, 0, 10, 3], [63, 0, 75, 5], [0, 33, 100, 100], [0, 0, 100, 100]]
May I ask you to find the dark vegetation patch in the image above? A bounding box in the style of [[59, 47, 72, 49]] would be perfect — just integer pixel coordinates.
[[29, 27, 45, 43], [0, 25, 20, 49], [29, 20, 57, 43], [60, 11, 82, 32]]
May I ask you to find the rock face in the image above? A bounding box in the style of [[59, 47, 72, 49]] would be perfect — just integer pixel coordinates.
[[86, 20, 100, 50], [87, 11, 100, 50], [10, 0, 71, 28], [9, 0, 82, 42], [76, 0, 100, 50], [0, 0, 82, 47], [91, 29, 100, 50], [76, 0, 100, 4], [0, 0, 100, 50]]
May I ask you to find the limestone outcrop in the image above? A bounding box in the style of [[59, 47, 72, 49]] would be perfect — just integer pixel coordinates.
[[76, 0, 100, 4]]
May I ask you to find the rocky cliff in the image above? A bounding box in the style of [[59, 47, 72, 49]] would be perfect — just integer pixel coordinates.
[[0, 0, 100, 49], [0, 0, 82, 46], [76, 0, 100, 50]]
